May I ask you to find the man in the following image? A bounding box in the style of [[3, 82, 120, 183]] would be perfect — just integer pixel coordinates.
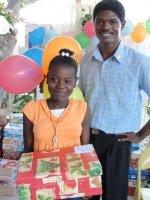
[[79, 0, 150, 200]]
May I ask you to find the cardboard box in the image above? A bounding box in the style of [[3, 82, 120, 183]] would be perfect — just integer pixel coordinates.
[[17, 144, 103, 199], [0, 158, 18, 177]]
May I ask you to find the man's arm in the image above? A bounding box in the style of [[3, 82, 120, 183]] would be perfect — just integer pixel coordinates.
[[118, 119, 150, 143]]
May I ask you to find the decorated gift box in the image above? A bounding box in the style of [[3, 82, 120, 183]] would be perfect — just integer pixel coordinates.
[[0, 158, 18, 177], [0, 185, 17, 196], [3, 137, 23, 151], [130, 151, 141, 169], [2, 149, 22, 160], [2, 123, 23, 159], [128, 180, 149, 196], [0, 174, 17, 187], [0, 159, 19, 196], [4, 123, 23, 137], [128, 167, 149, 196], [128, 168, 149, 181], [17, 144, 103, 199], [8, 113, 23, 124]]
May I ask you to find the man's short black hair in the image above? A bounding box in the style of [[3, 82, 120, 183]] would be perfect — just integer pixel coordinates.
[[93, 0, 125, 22]]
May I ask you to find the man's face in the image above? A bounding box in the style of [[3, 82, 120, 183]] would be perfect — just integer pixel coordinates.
[[94, 10, 125, 46]]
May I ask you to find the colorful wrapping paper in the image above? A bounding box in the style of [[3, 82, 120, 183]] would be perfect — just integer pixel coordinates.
[[17, 144, 103, 199], [2, 123, 23, 159], [4, 123, 23, 137], [0, 158, 18, 177], [0, 159, 18, 196], [3, 137, 23, 151], [8, 113, 23, 124], [3, 149, 22, 160]]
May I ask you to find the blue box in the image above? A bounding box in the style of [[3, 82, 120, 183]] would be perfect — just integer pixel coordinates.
[[128, 168, 149, 181]]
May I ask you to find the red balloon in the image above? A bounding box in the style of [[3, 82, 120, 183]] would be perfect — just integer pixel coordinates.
[[0, 55, 44, 94], [84, 21, 96, 38]]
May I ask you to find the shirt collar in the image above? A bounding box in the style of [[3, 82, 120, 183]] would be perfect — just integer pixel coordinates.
[[91, 41, 124, 63]]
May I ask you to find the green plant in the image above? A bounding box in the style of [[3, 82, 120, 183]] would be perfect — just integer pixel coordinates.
[[0, 3, 19, 25], [145, 99, 150, 117], [80, 8, 92, 27], [20, 0, 29, 7], [12, 90, 35, 112]]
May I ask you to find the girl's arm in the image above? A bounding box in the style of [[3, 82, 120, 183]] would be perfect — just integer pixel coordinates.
[[80, 106, 90, 145], [23, 113, 34, 153]]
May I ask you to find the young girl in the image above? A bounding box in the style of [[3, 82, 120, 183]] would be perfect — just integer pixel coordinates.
[[23, 48, 90, 153]]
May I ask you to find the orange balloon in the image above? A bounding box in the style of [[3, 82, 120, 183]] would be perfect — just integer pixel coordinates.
[[130, 23, 147, 43], [42, 36, 82, 75]]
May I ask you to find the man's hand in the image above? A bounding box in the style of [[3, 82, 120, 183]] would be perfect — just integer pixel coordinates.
[[118, 132, 141, 143]]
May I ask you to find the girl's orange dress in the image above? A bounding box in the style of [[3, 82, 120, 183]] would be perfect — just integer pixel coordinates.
[[23, 99, 87, 151]]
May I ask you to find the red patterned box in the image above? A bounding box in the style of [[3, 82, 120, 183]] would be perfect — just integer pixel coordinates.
[[17, 144, 102, 199]]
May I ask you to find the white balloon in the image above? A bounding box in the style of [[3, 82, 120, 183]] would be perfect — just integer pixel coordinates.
[[0, 16, 10, 35]]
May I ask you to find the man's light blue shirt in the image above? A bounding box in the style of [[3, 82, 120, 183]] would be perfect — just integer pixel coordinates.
[[79, 42, 150, 134]]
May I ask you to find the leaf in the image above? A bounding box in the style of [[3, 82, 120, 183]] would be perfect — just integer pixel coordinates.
[[46, 197, 52, 200], [38, 194, 45, 200]]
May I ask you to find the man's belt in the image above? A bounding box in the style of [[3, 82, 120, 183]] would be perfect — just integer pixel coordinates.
[[91, 128, 104, 135]]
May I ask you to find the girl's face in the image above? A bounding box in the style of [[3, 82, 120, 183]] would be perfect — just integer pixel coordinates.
[[47, 65, 77, 102]]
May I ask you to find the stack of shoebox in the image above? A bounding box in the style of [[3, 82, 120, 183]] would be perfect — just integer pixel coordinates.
[[17, 144, 103, 199], [0, 158, 18, 196], [8, 113, 23, 125], [0, 127, 3, 158], [2, 123, 23, 160], [0, 109, 8, 158], [128, 149, 150, 196]]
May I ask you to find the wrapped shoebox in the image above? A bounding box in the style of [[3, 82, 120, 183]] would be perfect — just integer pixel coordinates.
[[17, 144, 103, 199], [3, 137, 23, 151], [0, 185, 17, 196], [130, 151, 141, 169], [128, 168, 149, 181], [0, 158, 18, 196], [0, 158, 18, 176], [128, 167, 149, 196], [0, 127, 3, 158], [3, 149, 22, 160], [0, 174, 17, 187], [128, 180, 149, 196], [2, 123, 23, 159], [8, 113, 23, 124], [4, 123, 23, 137]]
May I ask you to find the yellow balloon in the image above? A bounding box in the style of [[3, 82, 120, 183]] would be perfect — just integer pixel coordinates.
[[43, 79, 84, 100], [70, 86, 84, 100], [131, 23, 147, 43], [43, 78, 50, 99]]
